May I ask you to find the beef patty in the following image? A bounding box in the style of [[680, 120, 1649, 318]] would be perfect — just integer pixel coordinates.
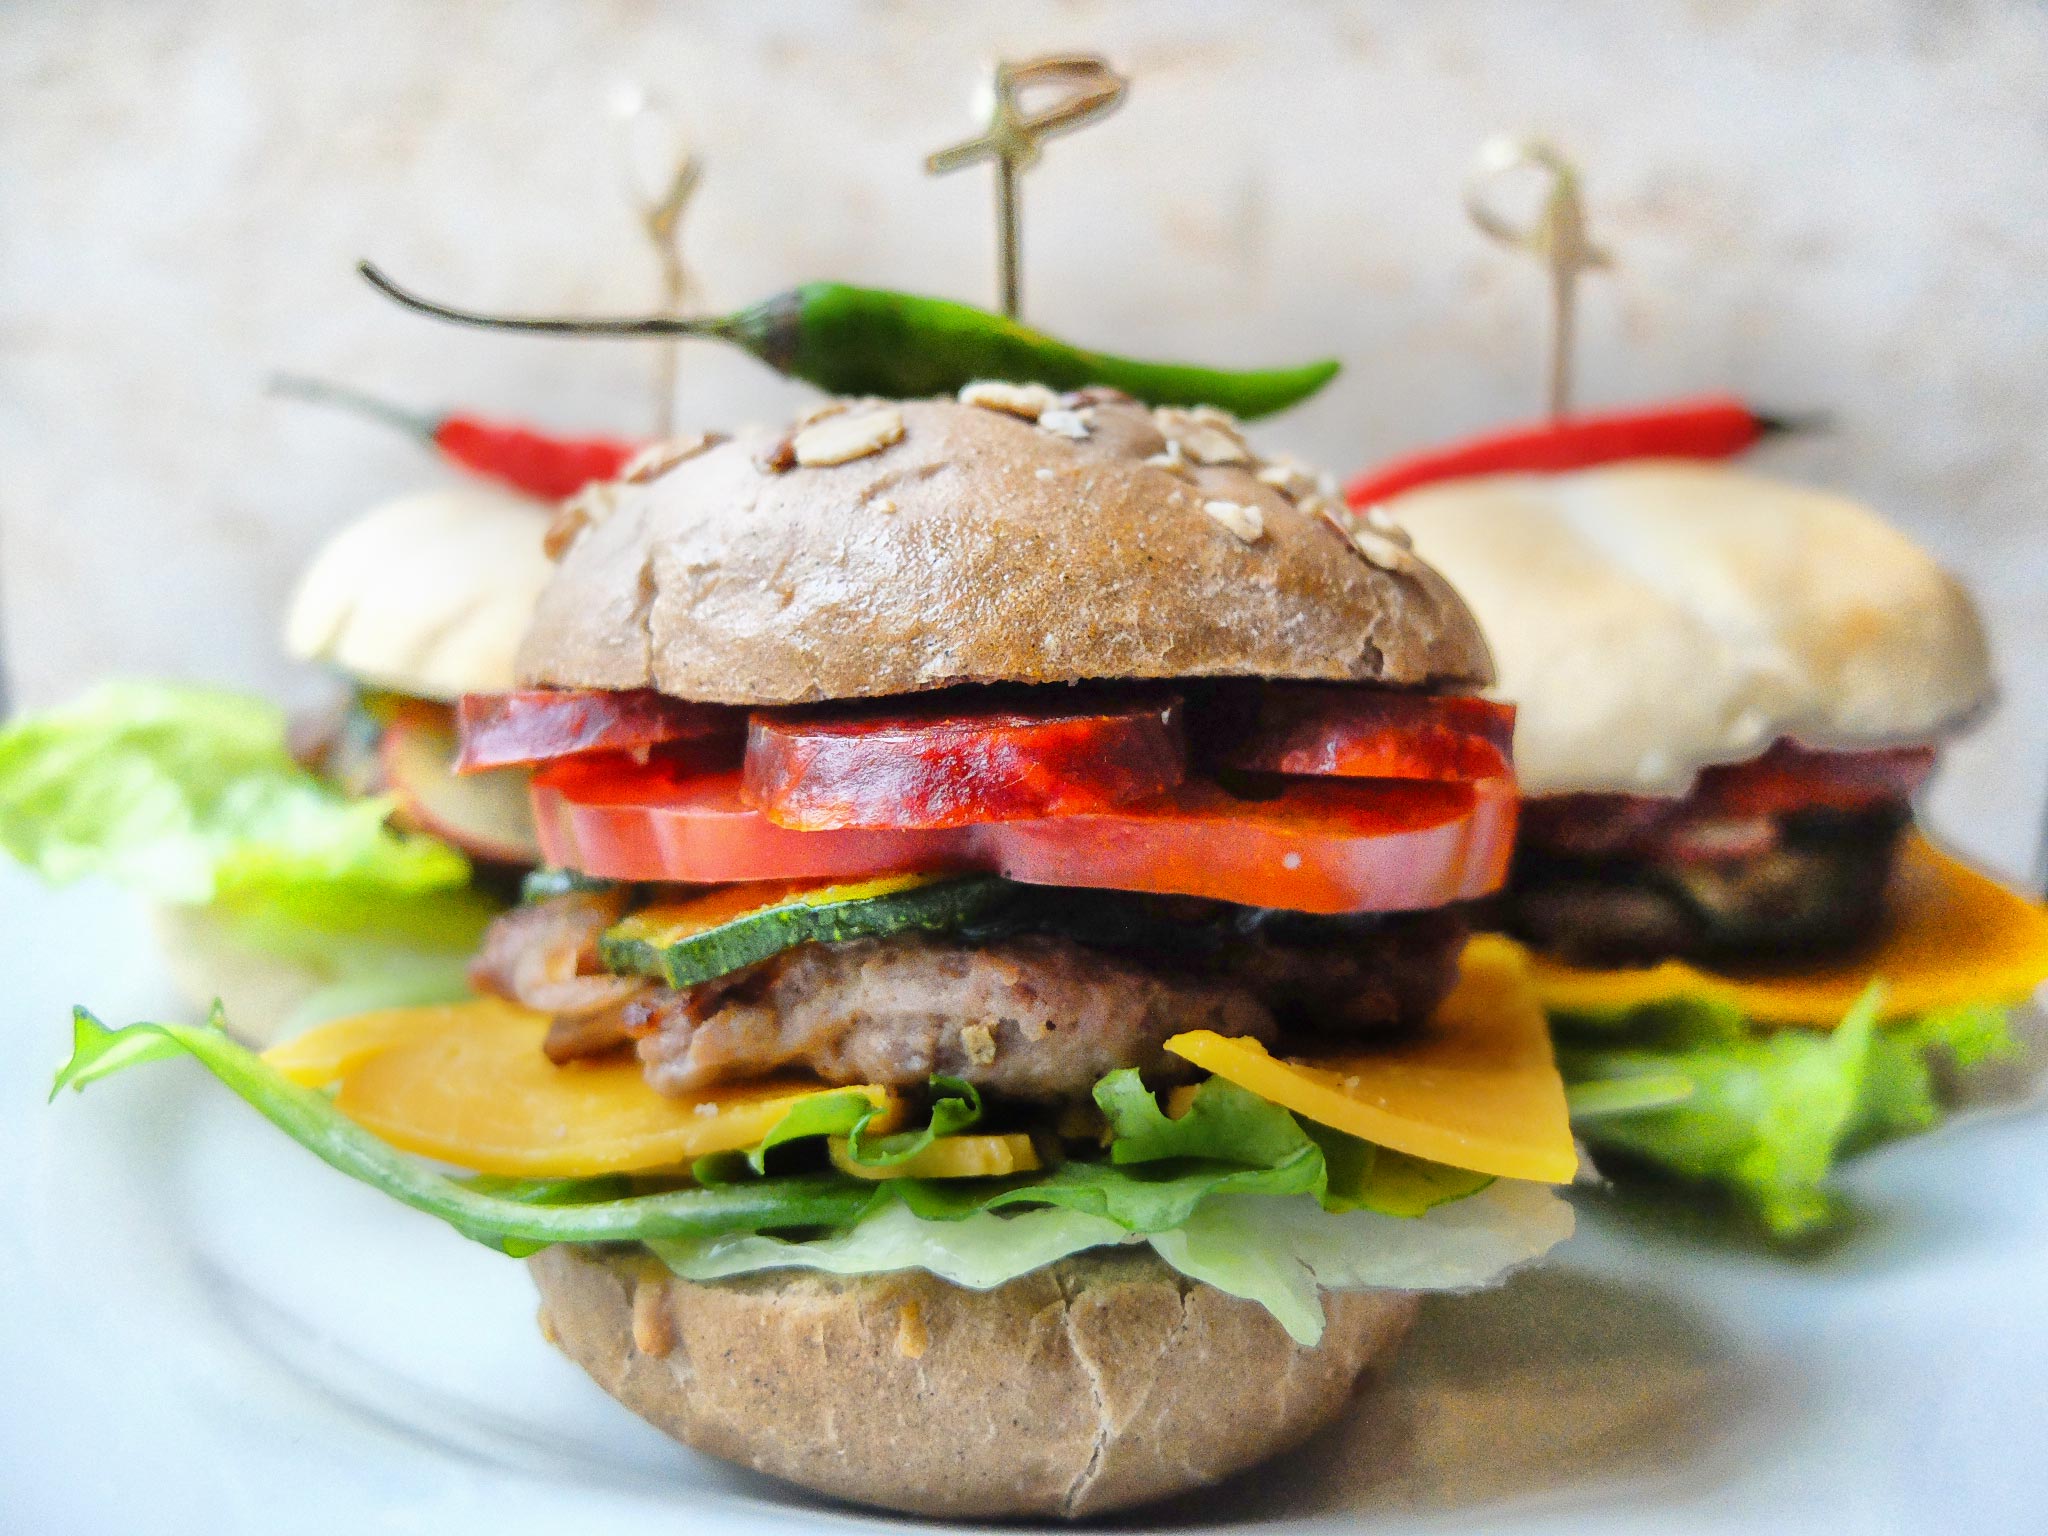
[[1503, 804, 1909, 966], [472, 893, 1468, 1104]]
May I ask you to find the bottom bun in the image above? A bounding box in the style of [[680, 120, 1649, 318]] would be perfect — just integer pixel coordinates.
[[530, 1244, 1417, 1518], [150, 903, 328, 1048]]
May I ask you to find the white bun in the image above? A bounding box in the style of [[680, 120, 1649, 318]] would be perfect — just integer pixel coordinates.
[[1384, 462, 1993, 795], [284, 487, 554, 701], [149, 903, 326, 1047]]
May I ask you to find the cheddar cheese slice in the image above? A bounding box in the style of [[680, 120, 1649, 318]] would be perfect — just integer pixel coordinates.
[[1522, 835, 2048, 1026], [265, 998, 903, 1177], [1165, 934, 1578, 1184], [264, 998, 520, 1088]]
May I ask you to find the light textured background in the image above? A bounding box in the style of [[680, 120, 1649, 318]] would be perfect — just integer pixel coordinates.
[[2, 0, 2043, 880]]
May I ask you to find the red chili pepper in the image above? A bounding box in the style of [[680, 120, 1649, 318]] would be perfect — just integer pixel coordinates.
[[1344, 394, 1791, 509], [272, 375, 641, 500], [429, 417, 638, 500]]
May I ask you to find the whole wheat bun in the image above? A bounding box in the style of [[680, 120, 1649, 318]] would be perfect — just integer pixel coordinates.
[[530, 1244, 1417, 1519], [518, 393, 1492, 703], [285, 486, 555, 701], [1384, 462, 1994, 795]]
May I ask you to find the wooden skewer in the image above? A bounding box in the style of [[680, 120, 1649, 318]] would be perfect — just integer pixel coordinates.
[[1464, 135, 1611, 421], [926, 54, 1128, 321], [611, 85, 703, 438]]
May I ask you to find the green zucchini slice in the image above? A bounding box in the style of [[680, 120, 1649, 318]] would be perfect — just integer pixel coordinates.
[[599, 873, 1013, 989]]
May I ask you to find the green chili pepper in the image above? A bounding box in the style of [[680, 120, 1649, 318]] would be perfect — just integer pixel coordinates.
[[359, 264, 1339, 420]]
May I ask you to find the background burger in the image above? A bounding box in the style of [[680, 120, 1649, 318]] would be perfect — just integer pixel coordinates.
[[0, 482, 552, 1044], [282, 480, 552, 881], [1383, 459, 2048, 1235], [60, 388, 1577, 1517]]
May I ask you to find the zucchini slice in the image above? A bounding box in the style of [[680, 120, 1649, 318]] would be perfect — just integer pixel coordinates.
[[599, 873, 1013, 989]]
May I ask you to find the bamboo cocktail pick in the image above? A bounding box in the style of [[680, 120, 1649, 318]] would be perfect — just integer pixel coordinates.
[[611, 85, 703, 438], [926, 55, 1128, 320], [1464, 136, 1611, 421]]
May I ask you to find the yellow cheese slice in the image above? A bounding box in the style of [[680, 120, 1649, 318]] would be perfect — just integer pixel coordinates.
[[1165, 934, 1578, 1184], [266, 997, 903, 1177], [263, 999, 523, 1088], [1521, 835, 2048, 1026]]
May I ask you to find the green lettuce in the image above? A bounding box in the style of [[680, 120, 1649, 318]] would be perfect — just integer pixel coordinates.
[[653, 1182, 1571, 1346], [52, 1005, 1549, 1340], [0, 681, 467, 903], [843, 1074, 985, 1166], [0, 682, 495, 1015], [1557, 987, 2018, 1237], [1144, 1183, 1571, 1341]]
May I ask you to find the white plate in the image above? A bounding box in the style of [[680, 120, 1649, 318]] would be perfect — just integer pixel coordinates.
[[4, 864, 2045, 1535]]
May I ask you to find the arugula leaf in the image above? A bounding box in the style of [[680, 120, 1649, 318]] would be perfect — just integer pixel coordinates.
[[1099, 1068, 1312, 1168], [1557, 988, 2019, 1237], [920, 1072, 1329, 1230], [686, 1080, 982, 1187], [843, 1075, 983, 1166], [53, 1011, 873, 1251], [744, 1088, 897, 1174]]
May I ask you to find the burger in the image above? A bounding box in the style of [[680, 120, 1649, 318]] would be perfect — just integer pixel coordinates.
[[281, 480, 551, 877], [59, 388, 1577, 1517], [1, 483, 551, 1044], [1381, 459, 2048, 1234]]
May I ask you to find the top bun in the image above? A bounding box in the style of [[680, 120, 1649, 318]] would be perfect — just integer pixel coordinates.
[[1384, 461, 1993, 795], [517, 391, 1492, 704], [285, 486, 555, 701]]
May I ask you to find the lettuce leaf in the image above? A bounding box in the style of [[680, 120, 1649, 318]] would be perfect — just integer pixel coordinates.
[[653, 1182, 1572, 1346], [1851, 1001, 2016, 1146], [1, 682, 497, 1023], [1557, 988, 2019, 1237], [52, 1005, 1537, 1339], [0, 681, 470, 907], [1145, 1182, 1573, 1341], [655, 1201, 1137, 1293]]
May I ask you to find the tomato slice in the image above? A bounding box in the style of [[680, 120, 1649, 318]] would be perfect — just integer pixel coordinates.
[[383, 706, 542, 866], [1694, 739, 1936, 818], [1219, 686, 1515, 783], [456, 689, 743, 774], [532, 755, 1515, 913], [744, 694, 1186, 829], [984, 776, 1515, 912], [533, 759, 967, 883]]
